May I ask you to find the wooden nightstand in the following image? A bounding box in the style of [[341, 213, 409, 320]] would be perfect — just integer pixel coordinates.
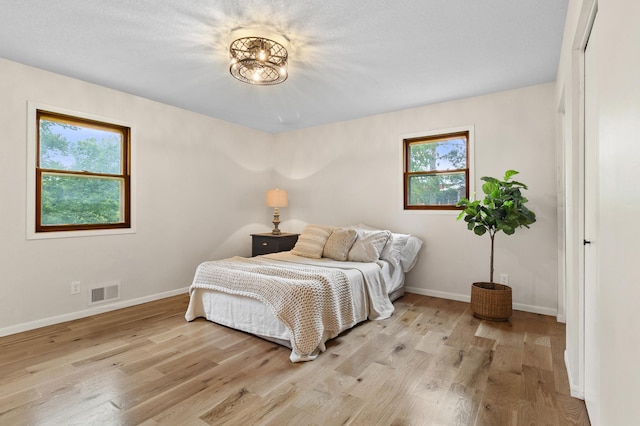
[[251, 233, 299, 257]]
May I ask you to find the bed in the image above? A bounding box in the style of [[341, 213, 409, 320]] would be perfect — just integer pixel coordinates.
[[185, 224, 422, 362]]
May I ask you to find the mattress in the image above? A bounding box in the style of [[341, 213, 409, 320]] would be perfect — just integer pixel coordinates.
[[185, 252, 401, 361]]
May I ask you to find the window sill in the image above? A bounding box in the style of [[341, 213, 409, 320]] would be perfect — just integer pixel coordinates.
[[401, 209, 461, 215], [27, 227, 136, 240]]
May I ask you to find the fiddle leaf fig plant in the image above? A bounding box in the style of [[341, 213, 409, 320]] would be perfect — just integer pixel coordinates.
[[456, 170, 536, 283]]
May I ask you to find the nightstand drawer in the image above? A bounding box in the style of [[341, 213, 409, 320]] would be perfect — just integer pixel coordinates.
[[251, 233, 299, 256]]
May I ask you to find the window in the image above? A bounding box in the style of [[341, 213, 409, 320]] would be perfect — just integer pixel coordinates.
[[403, 130, 470, 210], [35, 110, 131, 232]]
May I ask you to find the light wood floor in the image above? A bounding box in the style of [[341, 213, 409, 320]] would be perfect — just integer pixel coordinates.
[[0, 293, 590, 425]]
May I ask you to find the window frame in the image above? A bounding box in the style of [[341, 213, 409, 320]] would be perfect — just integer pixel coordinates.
[[27, 103, 135, 239], [402, 127, 474, 211]]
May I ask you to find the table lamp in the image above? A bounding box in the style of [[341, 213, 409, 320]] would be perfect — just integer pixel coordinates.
[[265, 188, 288, 235]]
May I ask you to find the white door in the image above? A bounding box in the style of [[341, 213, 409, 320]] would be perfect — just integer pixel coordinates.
[[584, 13, 600, 425]]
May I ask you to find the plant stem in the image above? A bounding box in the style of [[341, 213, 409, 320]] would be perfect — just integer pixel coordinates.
[[489, 231, 495, 283]]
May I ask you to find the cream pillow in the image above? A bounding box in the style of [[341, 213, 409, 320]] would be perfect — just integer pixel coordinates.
[[322, 228, 357, 261], [348, 229, 391, 262], [352, 224, 423, 270], [291, 224, 335, 259]]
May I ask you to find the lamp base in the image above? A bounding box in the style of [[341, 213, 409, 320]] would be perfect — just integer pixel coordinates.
[[271, 211, 282, 235]]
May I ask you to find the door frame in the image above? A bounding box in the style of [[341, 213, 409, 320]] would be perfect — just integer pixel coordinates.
[[583, 10, 600, 421], [562, 0, 598, 400]]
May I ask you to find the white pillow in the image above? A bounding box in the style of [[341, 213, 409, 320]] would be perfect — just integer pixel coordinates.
[[347, 229, 391, 262], [382, 232, 423, 272], [323, 228, 357, 261], [291, 224, 335, 259], [355, 224, 423, 272]]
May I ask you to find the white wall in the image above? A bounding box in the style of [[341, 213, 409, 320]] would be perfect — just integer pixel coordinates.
[[274, 83, 559, 315], [0, 58, 274, 334], [0, 57, 560, 336], [558, 0, 640, 424], [597, 1, 640, 422], [596, 1, 640, 420]]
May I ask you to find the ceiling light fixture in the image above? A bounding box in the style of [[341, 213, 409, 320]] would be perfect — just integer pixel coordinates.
[[229, 37, 288, 85]]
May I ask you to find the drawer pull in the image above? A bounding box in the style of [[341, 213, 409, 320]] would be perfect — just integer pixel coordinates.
[[262, 242, 268, 246]]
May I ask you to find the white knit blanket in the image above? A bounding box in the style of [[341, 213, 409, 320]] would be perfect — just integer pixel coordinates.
[[189, 256, 356, 357]]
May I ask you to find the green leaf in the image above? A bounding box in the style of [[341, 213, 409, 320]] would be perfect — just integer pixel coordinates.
[[474, 226, 487, 236], [509, 180, 528, 189], [456, 197, 470, 207], [481, 176, 498, 184], [482, 181, 498, 195], [504, 170, 519, 180]]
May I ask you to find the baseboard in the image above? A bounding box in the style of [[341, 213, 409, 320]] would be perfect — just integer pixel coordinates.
[[0, 287, 190, 337], [2, 285, 559, 336], [556, 312, 566, 323], [565, 350, 585, 399], [404, 286, 558, 317], [405, 286, 470, 303]]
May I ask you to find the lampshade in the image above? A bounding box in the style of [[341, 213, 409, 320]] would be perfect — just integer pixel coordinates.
[[266, 188, 288, 207], [229, 37, 288, 85]]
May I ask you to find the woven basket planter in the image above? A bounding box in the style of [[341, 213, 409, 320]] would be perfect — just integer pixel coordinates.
[[471, 282, 512, 321]]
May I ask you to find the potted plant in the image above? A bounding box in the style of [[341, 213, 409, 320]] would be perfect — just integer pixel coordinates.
[[456, 170, 536, 321]]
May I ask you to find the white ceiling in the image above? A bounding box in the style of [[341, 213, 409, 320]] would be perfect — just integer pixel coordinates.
[[0, 0, 568, 134]]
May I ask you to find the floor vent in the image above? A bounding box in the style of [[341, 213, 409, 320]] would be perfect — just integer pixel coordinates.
[[89, 282, 120, 305]]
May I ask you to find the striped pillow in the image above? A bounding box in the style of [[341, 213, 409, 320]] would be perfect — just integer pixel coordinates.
[[291, 224, 335, 259]]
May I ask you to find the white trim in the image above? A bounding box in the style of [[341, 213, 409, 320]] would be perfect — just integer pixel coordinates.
[[398, 125, 475, 215], [26, 101, 137, 240], [511, 301, 558, 318], [556, 85, 567, 324], [0, 287, 189, 338], [405, 286, 470, 303], [562, 0, 598, 404], [404, 286, 558, 317], [565, 350, 586, 399], [578, 3, 599, 420]]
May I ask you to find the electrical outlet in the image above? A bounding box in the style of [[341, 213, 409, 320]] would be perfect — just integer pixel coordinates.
[[71, 281, 81, 295], [499, 274, 509, 285]]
